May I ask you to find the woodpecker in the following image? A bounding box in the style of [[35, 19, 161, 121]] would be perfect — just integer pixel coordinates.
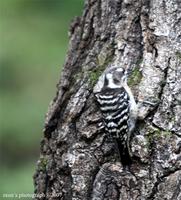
[[95, 67, 137, 166]]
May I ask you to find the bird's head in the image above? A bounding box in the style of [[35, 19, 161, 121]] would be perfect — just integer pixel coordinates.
[[104, 67, 127, 88]]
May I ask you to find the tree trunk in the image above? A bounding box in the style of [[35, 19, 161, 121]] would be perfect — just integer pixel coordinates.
[[34, 0, 181, 199]]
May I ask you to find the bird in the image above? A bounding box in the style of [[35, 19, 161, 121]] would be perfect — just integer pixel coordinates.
[[94, 67, 137, 167]]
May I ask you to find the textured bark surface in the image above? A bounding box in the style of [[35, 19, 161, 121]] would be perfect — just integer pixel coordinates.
[[34, 0, 181, 199]]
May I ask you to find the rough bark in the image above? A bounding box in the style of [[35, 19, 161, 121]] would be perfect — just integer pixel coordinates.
[[34, 0, 181, 199]]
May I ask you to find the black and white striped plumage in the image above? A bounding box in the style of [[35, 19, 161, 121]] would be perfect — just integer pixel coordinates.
[[95, 67, 137, 166], [97, 87, 129, 141]]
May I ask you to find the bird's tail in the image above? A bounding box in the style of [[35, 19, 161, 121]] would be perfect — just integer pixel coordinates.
[[114, 139, 132, 168]]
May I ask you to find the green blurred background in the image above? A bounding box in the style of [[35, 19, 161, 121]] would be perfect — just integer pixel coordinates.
[[0, 0, 83, 197]]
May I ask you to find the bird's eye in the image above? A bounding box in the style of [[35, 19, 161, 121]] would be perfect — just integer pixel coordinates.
[[113, 77, 120, 84]]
